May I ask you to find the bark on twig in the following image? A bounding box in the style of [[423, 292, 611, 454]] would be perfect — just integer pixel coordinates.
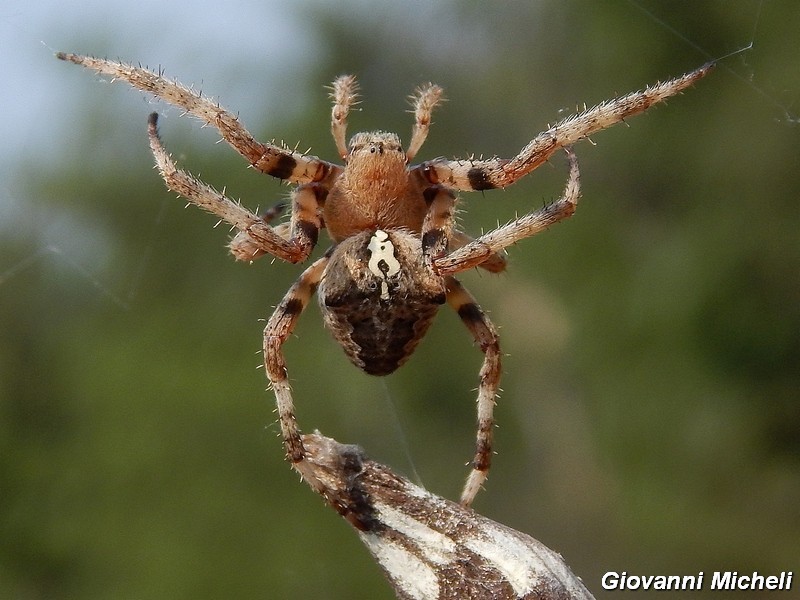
[[300, 432, 595, 600]]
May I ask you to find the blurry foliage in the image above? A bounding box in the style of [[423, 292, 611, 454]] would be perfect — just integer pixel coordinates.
[[2, 1, 799, 598]]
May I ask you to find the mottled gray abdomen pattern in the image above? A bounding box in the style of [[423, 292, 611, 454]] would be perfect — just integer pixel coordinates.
[[318, 230, 446, 376]]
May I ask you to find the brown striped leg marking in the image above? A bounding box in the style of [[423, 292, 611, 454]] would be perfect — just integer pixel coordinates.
[[414, 62, 713, 192], [263, 255, 329, 490], [148, 113, 322, 264], [446, 277, 501, 506], [57, 53, 339, 185], [435, 148, 581, 277], [421, 186, 457, 269]]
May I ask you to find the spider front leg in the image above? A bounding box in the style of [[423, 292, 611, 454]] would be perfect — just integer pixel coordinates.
[[445, 278, 502, 507], [148, 113, 322, 264], [58, 53, 340, 184], [435, 148, 581, 276], [415, 62, 713, 191], [264, 255, 329, 490]]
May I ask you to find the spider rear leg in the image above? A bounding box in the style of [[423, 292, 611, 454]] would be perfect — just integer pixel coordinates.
[[435, 148, 581, 276], [148, 113, 322, 264], [264, 255, 329, 490], [446, 277, 501, 507]]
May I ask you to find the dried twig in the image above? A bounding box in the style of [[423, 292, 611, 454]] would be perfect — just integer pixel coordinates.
[[300, 432, 595, 600]]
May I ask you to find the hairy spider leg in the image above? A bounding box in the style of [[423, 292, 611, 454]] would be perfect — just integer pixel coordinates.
[[147, 113, 323, 264], [414, 62, 713, 192], [417, 181, 503, 506], [57, 53, 339, 184], [263, 255, 330, 491], [435, 148, 581, 276], [420, 185, 457, 269], [445, 278, 502, 506]]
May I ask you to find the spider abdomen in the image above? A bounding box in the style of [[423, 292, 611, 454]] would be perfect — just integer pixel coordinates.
[[318, 230, 446, 376], [324, 297, 440, 376]]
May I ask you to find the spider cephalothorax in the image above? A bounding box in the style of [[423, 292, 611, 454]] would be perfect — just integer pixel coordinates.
[[58, 52, 712, 505], [324, 131, 430, 241]]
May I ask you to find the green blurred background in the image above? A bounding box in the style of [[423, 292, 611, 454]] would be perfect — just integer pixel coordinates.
[[1, 1, 798, 598]]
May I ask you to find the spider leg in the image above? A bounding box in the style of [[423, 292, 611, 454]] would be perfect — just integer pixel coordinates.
[[434, 148, 581, 276], [264, 254, 329, 491], [406, 83, 445, 162], [420, 185, 457, 269], [148, 113, 322, 264], [330, 74, 359, 160], [259, 200, 290, 225], [449, 230, 507, 274], [445, 277, 501, 507], [420, 185, 508, 274], [228, 201, 291, 261], [57, 52, 342, 184], [414, 62, 713, 191], [411, 184, 502, 505]]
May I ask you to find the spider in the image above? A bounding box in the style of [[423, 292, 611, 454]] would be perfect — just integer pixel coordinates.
[[58, 52, 713, 506]]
